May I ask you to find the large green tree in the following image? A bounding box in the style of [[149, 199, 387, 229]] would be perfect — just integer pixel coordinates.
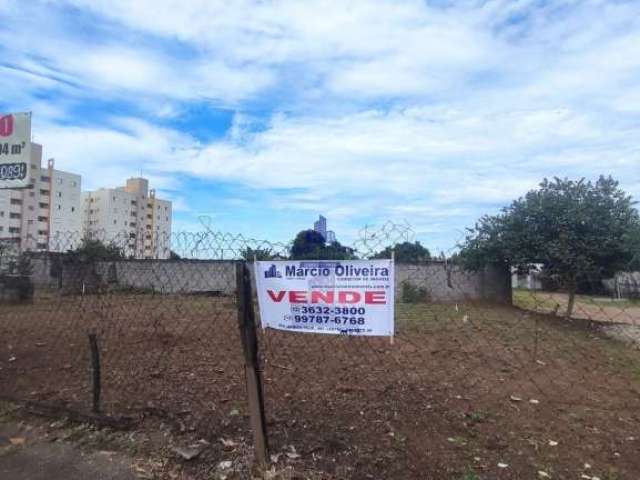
[[66, 238, 124, 263], [459, 176, 640, 317], [290, 230, 355, 260], [372, 241, 431, 263]]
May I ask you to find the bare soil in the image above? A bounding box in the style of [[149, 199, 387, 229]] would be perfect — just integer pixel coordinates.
[[1, 292, 639, 479]]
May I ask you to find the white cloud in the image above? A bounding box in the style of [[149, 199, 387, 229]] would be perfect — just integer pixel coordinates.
[[2, 0, 640, 248]]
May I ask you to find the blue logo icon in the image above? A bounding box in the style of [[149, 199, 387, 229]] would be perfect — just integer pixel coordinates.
[[264, 264, 282, 278]]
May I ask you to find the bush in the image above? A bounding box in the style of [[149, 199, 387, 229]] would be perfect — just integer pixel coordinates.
[[401, 281, 431, 303]]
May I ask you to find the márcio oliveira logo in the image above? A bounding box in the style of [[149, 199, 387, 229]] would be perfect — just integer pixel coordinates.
[[0, 114, 14, 137]]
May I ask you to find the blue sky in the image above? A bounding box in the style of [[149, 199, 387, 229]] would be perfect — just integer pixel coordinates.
[[1, 0, 639, 253]]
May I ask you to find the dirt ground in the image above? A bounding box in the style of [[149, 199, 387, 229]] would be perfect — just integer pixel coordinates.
[[0, 417, 135, 480], [1, 292, 640, 479]]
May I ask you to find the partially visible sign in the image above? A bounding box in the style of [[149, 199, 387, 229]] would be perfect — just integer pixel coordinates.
[[255, 260, 394, 336], [0, 112, 32, 188]]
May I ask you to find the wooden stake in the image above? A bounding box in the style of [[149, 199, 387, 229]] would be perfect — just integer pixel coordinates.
[[88, 333, 101, 414], [235, 262, 269, 468]]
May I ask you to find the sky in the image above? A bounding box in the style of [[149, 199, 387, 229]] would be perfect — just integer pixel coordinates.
[[1, 0, 639, 254]]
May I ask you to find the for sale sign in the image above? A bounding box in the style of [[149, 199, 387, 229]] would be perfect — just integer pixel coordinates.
[[255, 260, 394, 336], [0, 112, 32, 189]]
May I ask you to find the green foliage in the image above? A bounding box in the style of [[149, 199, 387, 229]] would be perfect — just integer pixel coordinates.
[[459, 176, 640, 316], [460, 176, 640, 279], [66, 238, 124, 263], [373, 241, 431, 263], [401, 281, 431, 303], [240, 247, 277, 261], [290, 230, 355, 260]]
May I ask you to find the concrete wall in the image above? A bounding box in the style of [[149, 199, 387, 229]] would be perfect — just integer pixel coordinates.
[[396, 262, 512, 304], [30, 258, 512, 304]]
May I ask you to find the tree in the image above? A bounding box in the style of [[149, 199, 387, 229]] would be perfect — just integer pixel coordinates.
[[66, 238, 124, 263], [373, 241, 431, 263], [240, 247, 278, 261], [290, 230, 355, 260], [459, 176, 640, 317]]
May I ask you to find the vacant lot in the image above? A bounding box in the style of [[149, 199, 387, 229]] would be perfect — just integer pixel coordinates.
[[1, 292, 639, 479], [514, 289, 640, 324]]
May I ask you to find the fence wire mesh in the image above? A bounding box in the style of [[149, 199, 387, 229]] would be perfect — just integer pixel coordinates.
[[0, 226, 639, 479]]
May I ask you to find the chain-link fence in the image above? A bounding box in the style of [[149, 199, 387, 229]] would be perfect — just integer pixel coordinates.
[[1, 227, 639, 479]]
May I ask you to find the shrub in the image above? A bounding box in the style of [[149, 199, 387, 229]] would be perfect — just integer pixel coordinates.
[[401, 281, 431, 303]]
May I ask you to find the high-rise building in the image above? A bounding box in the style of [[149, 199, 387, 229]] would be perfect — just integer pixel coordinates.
[[0, 143, 82, 252], [82, 177, 172, 259], [312, 215, 337, 244], [313, 215, 327, 240]]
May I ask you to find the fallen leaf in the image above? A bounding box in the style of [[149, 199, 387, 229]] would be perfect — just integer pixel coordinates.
[[498, 462, 509, 468], [9, 437, 25, 445], [548, 440, 558, 447], [538, 471, 550, 478], [509, 395, 522, 402], [218, 460, 233, 470], [220, 438, 237, 448], [172, 444, 205, 461], [529, 399, 540, 404]]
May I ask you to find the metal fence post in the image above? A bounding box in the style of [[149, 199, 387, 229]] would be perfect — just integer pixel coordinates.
[[235, 261, 269, 467]]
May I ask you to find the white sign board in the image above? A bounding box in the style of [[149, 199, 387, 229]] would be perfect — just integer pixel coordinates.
[[255, 260, 394, 336], [0, 112, 32, 189]]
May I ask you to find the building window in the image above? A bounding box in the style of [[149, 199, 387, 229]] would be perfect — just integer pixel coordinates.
[[39, 202, 48, 209], [71, 207, 75, 212], [40, 189, 49, 196], [37, 216, 48, 222], [9, 227, 20, 234], [37, 243, 48, 249], [9, 213, 21, 219], [58, 192, 62, 197], [10, 198, 22, 205], [40, 175, 50, 182]]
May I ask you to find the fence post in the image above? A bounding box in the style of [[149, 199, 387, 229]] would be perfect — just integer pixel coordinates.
[[235, 262, 269, 467], [88, 333, 101, 414]]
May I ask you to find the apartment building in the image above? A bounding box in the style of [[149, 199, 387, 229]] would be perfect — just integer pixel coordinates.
[[82, 177, 172, 259], [0, 143, 82, 252]]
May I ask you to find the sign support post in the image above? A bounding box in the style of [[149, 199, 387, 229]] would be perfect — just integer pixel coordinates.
[[390, 250, 395, 345], [235, 262, 269, 468]]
